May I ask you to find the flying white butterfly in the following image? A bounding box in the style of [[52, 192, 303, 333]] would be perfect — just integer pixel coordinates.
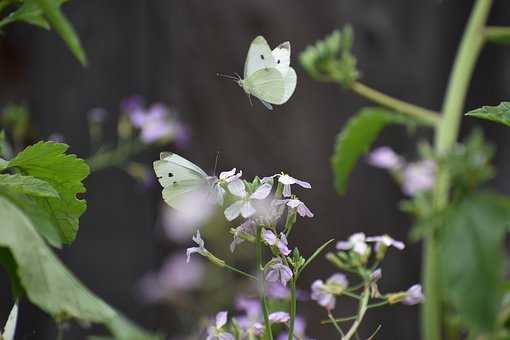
[[220, 36, 297, 110], [154, 152, 217, 211]]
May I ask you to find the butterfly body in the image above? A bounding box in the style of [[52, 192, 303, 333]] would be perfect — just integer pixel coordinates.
[[233, 36, 297, 110]]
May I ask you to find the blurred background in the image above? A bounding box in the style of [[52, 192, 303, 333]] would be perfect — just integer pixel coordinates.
[[1, 0, 510, 339]]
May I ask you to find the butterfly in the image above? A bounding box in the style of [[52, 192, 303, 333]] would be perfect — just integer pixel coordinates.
[[153, 152, 217, 211], [221, 36, 297, 110]]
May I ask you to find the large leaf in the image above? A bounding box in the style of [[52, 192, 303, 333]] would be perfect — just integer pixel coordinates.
[[0, 173, 59, 198], [1, 304, 18, 340], [33, 0, 87, 65], [439, 192, 510, 334], [6, 141, 89, 245], [465, 102, 510, 127], [0, 196, 160, 339], [331, 107, 412, 194]]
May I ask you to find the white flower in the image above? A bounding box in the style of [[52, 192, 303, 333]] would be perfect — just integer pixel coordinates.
[[207, 311, 235, 340], [367, 147, 403, 170], [336, 233, 369, 255], [186, 230, 207, 263], [366, 234, 405, 251], [215, 168, 243, 205], [402, 160, 436, 196], [264, 173, 311, 197], [224, 180, 272, 221], [286, 198, 314, 218]]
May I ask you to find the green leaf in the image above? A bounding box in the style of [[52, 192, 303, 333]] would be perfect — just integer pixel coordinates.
[[1, 303, 18, 340], [7, 141, 89, 245], [0, 0, 51, 30], [32, 0, 87, 65], [297, 239, 335, 277], [0, 174, 59, 198], [331, 107, 412, 194], [439, 192, 510, 334], [465, 102, 510, 126], [0, 247, 24, 298], [0, 196, 161, 340]]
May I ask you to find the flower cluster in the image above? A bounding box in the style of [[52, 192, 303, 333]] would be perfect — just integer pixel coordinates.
[[368, 146, 436, 197]]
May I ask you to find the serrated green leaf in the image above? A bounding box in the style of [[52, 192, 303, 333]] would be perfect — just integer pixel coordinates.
[[331, 107, 412, 194], [0, 173, 59, 198], [7, 141, 89, 245], [465, 102, 510, 126], [1, 303, 18, 340], [0, 196, 161, 340], [439, 192, 510, 334], [33, 0, 87, 65]]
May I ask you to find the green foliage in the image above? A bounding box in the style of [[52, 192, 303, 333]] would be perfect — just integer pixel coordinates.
[[0, 0, 87, 65], [331, 107, 413, 194], [465, 102, 510, 126], [300, 26, 359, 87], [5, 141, 89, 245], [1, 303, 18, 340], [0, 196, 161, 340], [441, 130, 495, 198], [486, 27, 510, 45], [0, 173, 59, 197], [1, 104, 30, 146], [438, 192, 510, 335]]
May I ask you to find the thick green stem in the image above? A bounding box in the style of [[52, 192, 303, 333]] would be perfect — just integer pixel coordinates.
[[424, 1, 492, 340], [287, 278, 297, 340], [350, 81, 441, 126], [256, 226, 273, 340]]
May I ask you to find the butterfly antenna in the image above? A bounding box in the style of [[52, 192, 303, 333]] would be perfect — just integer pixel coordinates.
[[213, 151, 220, 176]]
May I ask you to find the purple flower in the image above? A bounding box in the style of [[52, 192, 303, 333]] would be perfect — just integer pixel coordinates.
[[336, 233, 369, 255], [403, 284, 424, 305], [366, 234, 405, 251], [269, 311, 290, 324], [310, 273, 348, 310], [224, 180, 272, 221], [230, 219, 256, 253], [370, 268, 382, 281], [266, 282, 291, 299], [127, 101, 176, 144], [138, 253, 205, 303], [207, 311, 234, 340], [277, 316, 308, 340], [265, 258, 293, 286], [286, 199, 314, 218], [121, 95, 144, 113], [262, 229, 291, 256], [367, 147, 403, 170], [186, 231, 207, 263], [236, 297, 264, 336], [263, 173, 311, 197], [402, 160, 436, 196]]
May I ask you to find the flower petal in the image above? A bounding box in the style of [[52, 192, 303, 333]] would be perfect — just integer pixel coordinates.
[[227, 179, 247, 197], [224, 201, 243, 221], [250, 183, 272, 200]]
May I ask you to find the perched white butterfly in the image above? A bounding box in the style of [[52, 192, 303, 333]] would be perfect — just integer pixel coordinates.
[[154, 152, 217, 211], [220, 36, 297, 110]]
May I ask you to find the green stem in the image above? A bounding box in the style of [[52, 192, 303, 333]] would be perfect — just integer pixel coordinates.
[[287, 277, 297, 340], [350, 81, 441, 126], [256, 226, 273, 340], [342, 285, 370, 340], [223, 263, 257, 281], [328, 311, 345, 337], [425, 1, 492, 340], [485, 26, 510, 44]]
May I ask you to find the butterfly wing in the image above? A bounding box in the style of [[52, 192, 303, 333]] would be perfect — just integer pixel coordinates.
[[244, 36, 276, 78], [272, 41, 291, 75], [245, 68, 286, 105], [154, 153, 210, 210], [280, 67, 297, 104]]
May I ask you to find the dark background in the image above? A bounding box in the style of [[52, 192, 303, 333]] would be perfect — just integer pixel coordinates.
[[1, 0, 510, 339]]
